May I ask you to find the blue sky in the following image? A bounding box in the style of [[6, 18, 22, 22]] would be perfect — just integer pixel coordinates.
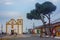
[[0, 0, 60, 32]]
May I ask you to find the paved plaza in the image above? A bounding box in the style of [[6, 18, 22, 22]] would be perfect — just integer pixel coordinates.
[[0, 34, 60, 40], [13, 36, 60, 40]]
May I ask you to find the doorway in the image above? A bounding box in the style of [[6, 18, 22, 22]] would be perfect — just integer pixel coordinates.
[[11, 30, 14, 35]]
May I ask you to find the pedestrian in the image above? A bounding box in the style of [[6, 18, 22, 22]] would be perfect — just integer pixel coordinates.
[[53, 29, 56, 37]]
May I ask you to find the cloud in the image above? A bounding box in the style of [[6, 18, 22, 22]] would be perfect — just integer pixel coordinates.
[[0, 0, 37, 5], [4, 2, 13, 5], [0, 0, 13, 5], [46, 0, 59, 4], [0, 11, 23, 18], [52, 0, 59, 3]]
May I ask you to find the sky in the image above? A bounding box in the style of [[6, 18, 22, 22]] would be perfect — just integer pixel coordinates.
[[0, 0, 60, 32]]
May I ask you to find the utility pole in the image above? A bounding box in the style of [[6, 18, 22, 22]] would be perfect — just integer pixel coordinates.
[[33, 22, 35, 29], [1, 24, 3, 40], [26, 27, 28, 33], [1, 24, 3, 34]]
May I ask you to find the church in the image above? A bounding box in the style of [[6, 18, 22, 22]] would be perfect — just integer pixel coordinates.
[[6, 18, 23, 35]]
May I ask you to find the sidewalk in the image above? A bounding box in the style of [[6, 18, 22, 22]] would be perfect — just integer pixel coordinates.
[[1, 34, 31, 38], [54, 37, 60, 39]]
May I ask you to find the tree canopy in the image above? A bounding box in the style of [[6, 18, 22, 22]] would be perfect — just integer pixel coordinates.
[[35, 1, 56, 15], [27, 1, 56, 20]]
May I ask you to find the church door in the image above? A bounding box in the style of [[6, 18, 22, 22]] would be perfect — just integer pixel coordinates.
[[11, 30, 14, 35]]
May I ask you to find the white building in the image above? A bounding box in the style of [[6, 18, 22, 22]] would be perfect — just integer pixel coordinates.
[[6, 18, 23, 35]]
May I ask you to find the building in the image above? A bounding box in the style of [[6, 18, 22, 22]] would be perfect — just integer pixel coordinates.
[[28, 29, 34, 34], [32, 25, 51, 37], [6, 18, 23, 35], [31, 22, 60, 37], [28, 23, 56, 36], [34, 27, 41, 34], [52, 22, 60, 37]]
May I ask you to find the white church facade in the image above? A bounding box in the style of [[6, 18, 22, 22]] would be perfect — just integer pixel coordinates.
[[6, 18, 23, 35]]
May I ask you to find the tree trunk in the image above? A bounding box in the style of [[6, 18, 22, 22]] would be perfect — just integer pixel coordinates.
[[48, 14, 52, 36], [40, 14, 46, 37], [45, 13, 51, 36], [48, 13, 50, 28]]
